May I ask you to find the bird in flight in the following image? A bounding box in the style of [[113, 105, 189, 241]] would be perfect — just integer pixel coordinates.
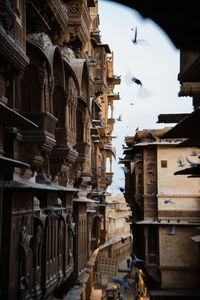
[[98, 165, 105, 170], [132, 253, 144, 264], [186, 156, 199, 167], [131, 27, 148, 45], [109, 276, 130, 289], [116, 114, 122, 121], [164, 199, 175, 204], [42, 168, 51, 185], [125, 70, 143, 87], [130, 102, 134, 105], [132, 76, 142, 86], [120, 166, 129, 174], [131, 27, 137, 43]]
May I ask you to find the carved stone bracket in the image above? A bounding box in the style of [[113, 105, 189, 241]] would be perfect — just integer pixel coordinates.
[[19, 226, 33, 257]]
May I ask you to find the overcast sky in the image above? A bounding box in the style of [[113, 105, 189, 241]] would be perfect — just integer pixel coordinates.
[[98, 0, 193, 194]]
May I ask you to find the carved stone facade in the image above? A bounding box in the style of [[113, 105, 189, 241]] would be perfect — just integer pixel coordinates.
[[0, 0, 120, 299], [121, 128, 200, 298]]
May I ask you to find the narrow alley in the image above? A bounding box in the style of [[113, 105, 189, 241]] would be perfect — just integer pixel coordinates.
[[0, 0, 200, 300]]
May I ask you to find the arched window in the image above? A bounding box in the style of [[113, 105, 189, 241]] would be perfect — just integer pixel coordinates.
[[21, 65, 40, 112], [53, 86, 65, 127], [106, 157, 110, 172], [76, 110, 83, 142]]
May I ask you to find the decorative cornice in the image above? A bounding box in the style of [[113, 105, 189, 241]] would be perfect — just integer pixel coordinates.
[[0, 25, 29, 69], [27, 32, 53, 52], [48, 0, 69, 31]]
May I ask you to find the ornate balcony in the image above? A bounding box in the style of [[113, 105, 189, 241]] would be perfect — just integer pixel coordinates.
[[143, 196, 158, 219], [63, 0, 91, 48], [48, 0, 69, 32], [20, 112, 57, 162], [101, 172, 113, 186], [107, 92, 120, 101], [76, 141, 90, 164], [0, 1, 29, 69], [99, 229, 107, 245]]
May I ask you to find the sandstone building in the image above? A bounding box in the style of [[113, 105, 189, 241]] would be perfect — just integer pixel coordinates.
[[121, 128, 200, 299], [0, 1, 120, 299]]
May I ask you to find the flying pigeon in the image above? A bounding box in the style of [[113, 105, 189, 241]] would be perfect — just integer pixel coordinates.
[[186, 156, 198, 167], [109, 276, 130, 289], [131, 76, 142, 86], [164, 199, 175, 204], [116, 114, 122, 121], [47, 208, 60, 220], [120, 166, 129, 174], [98, 166, 105, 170], [131, 26, 137, 44], [131, 27, 148, 45], [132, 253, 144, 264], [101, 200, 111, 206], [42, 168, 51, 185], [90, 58, 98, 63]]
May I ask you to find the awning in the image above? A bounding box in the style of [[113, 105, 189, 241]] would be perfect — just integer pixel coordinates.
[[0, 156, 30, 168], [174, 165, 200, 176], [176, 137, 200, 147], [0, 180, 79, 192], [0, 180, 57, 191], [157, 113, 189, 124], [0, 102, 38, 128], [162, 107, 200, 138]]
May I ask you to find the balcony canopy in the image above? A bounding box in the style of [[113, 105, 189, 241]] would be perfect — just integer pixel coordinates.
[[0, 102, 38, 128], [162, 108, 200, 139]]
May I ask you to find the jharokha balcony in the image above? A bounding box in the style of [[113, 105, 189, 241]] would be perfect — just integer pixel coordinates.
[[100, 172, 113, 186], [20, 111, 57, 151]]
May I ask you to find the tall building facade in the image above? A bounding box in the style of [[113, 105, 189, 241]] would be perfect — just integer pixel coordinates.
[[0, 1, 120, 299], [121, 128, 200, 299]]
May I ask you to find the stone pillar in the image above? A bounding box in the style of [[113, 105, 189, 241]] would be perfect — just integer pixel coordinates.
[[0, 126, 4, 156], [111, 101, 114, 119], [110, 156, 112, 173]]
